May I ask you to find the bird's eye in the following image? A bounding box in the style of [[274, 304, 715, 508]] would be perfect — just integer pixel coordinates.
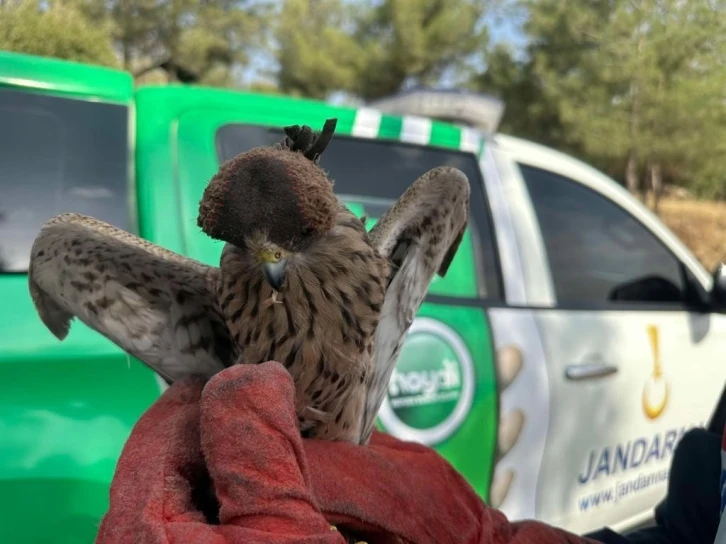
[[274, 251, 282, 260]]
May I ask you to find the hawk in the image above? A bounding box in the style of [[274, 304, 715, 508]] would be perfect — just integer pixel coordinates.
[[28, 119, 470, 445]]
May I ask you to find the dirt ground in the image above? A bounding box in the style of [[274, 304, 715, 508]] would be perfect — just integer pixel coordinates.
[[658, 197, 726, 271]]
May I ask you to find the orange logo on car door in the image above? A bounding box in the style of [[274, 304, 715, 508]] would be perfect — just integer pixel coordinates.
[[642, 324, 669, 420]]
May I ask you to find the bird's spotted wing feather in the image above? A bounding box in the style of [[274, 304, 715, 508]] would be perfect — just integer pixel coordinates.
[[29, 213, 233, 382], [359, 167, 470, 444]]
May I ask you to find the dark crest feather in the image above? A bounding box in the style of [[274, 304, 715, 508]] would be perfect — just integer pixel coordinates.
[[279, 118, 338, 164]]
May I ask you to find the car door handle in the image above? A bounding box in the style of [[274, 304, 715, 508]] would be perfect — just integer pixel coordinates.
[[565, 362, 618, 381]]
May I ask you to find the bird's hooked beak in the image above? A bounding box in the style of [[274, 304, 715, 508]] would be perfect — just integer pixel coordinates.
[[257, 248, 287, 292]]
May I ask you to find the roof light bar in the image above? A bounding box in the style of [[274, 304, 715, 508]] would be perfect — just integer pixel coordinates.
[[369, 89, 505, 135]]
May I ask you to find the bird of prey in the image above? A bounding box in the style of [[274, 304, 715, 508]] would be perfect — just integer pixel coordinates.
[[28, 118, 470, 445]]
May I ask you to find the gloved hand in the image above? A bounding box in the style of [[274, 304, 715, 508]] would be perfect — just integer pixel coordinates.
[[96, 361, 595, 544]]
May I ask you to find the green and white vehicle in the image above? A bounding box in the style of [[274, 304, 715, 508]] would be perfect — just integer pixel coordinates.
[[2, 50, 726, 543]]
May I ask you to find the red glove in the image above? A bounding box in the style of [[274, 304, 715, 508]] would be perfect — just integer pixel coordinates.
[[96, 361, 595, 544]]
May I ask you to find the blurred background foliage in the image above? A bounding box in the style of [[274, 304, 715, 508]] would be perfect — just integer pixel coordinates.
[[2, 0, 726, 207]]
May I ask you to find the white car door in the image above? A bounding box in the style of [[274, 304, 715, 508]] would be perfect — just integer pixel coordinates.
[[510, 161, 726, 535]]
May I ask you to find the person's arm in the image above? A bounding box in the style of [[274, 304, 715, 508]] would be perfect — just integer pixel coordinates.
[[99, 361, 598, 544]]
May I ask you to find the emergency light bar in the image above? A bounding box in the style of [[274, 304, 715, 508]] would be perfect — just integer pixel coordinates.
[[368, 89, 505, 135]]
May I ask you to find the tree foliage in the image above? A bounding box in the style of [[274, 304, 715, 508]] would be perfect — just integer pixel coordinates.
[[275, 0, 489, 100], [275, 0, 364, 99], [0, 1, 117, 67], [70, 0, 274, 86], [351, 0, 489, 100], [520, 0, 726, 203]]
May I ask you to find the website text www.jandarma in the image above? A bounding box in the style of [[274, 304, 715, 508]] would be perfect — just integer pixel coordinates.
[[577, 468, 670, 511]]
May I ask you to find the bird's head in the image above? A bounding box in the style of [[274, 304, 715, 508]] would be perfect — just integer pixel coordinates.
[[197, 119, 340, 292], [250, 239, 290, 292]]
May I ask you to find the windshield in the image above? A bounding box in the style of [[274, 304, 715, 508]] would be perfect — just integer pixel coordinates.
[[0, 88, 130, 273], [216, 123, 502, 300]]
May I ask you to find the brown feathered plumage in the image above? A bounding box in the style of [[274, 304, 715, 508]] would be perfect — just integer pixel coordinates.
[[27, 118, 470, 445]]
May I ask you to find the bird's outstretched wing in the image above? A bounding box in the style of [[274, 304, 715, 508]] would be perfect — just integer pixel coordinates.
[[359, 166, 470, 444], [28, 213, 234, 383]]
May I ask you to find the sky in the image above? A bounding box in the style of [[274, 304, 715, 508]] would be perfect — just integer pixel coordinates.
[[486, 5, 528, 53]]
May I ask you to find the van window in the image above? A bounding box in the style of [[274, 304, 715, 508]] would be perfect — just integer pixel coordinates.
[[519, 163, 686, 308], [216, 123, 503, 300], [0, 88, 130, 273]]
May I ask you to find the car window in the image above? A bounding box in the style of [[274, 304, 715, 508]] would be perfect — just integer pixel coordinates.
[[216, 123, 503, 300], [519, 163, 686, 308], [0, 88, 130, 273]]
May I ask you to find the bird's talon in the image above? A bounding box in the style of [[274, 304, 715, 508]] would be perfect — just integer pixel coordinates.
[[262, 291, 284, 308]]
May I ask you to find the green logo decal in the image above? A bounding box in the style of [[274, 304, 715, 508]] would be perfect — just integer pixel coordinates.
[[379, 317, 474, 445]]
